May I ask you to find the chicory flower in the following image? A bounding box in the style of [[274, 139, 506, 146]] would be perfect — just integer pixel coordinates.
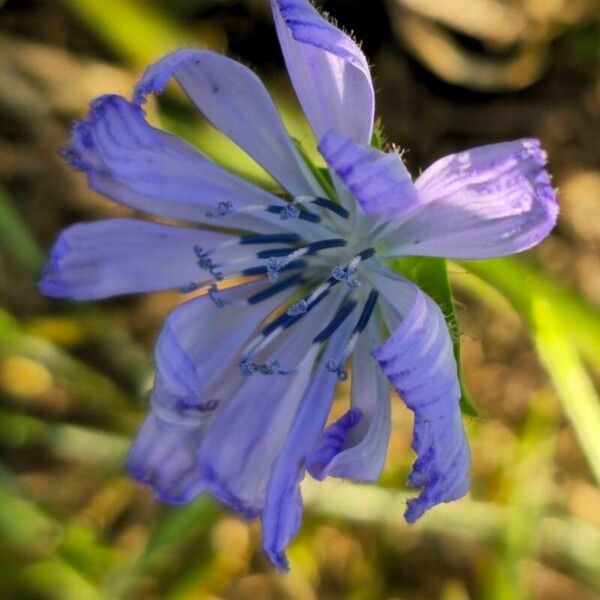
[[40, 0, 557, 570]]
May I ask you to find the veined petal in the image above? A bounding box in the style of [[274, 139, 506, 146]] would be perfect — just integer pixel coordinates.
[[39, 218, 232, 300], [271, 0, 375, 145], [319, 131, 419, 218], [131, 279, 302, 506], [383, 139, 558, 259], [134, 49, 316, 196], [153, 279, 300, 416], [197, 287, 346, 517], [369, 268, 470, 523], [307, 317, 391, 481], [65, 94, 290, 232], [262, 314, 355, 570], [127, 411, 206, 505]]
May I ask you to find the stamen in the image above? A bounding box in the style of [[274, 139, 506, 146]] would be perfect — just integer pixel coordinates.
[[180, 282, 199, 294], [313, 299, 357, 344], [205, 201, 233, 218], [262, 239, 345, 282], [247, 274, 305, 306], [327, 290, 379, 380], [266, 205, 321, 223], [331, 248, 376, 290], [296, 196, 350, 219], [208, 283, 226, 308], [239, 284, 334, 375], [240, 259, 307, 279], [240, 233, 301, 246]]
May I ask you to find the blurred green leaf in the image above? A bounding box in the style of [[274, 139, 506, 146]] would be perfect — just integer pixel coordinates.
[[0, 308, 138, 433], [104, 497, 220, 598], [458, 258, 600, 482], [60, 0, 196, 68], [21, 559, 108, 600], [531, 298, 600, 482], [390, 257, 478, 416], [0, 184, 44, 275], [460, 257, 600, 373]]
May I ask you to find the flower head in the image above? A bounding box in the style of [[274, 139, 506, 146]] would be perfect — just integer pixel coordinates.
[[40, 0, 557, 570]]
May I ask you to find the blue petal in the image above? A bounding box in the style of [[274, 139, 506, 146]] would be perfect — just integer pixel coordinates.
[[153, 279, 300, 417], [127, 411, 206, 505], [307, 318, 391, 482], [318, 130, 419, 218], [383, 139, 558, 259], [197, 286, 346, 520], [261, 313, 355, 570], [271, 0, 375, 145], [39, 218, 232, 300], [130, 279, 302, 507], [369, 269, 471, 522], [65, 94, 288, 232], [134, 49, 317, 196]]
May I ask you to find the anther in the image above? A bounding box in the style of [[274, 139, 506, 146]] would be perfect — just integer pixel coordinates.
[[287, 299, 308, 316], [205, 201, 233, 218], [280, 203, 300, 220], [180, 282, 199, 294], [208, 283, 226, 307]]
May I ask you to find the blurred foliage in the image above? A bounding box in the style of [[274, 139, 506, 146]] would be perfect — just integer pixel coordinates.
[[0, 0, 599, 599]]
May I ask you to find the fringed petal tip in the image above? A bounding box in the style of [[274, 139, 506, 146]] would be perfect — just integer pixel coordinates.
[[403, 424, 471, 523], [266, 548, 291, 572], [306, 407, 363, 480], [372, 280, 471, 524], [63, 94, 145, 176]]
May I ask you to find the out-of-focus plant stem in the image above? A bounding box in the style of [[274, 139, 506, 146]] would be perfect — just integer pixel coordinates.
[[302, 479, 600, 590], [0, 185, 44, 275]]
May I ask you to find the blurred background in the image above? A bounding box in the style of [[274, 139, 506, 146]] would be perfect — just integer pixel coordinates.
[[0, 0, 599, 598]]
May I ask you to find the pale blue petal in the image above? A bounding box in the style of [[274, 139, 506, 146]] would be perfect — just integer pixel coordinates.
[[262, 314, 354, 570], [383, 139, 558, 259], [39, 218, 232, 300], [152, 279, 300, 419], [134, 49, 317, 196], [318, 130, 419, 218], [369, 268, 471, 523], [307, 317, 391, 482], [65, 94, 288, 232], [130, 279, 302, 506], [127, 411, 206, 505], [197, 286, 346, 518], [271, 0, 375, 145]]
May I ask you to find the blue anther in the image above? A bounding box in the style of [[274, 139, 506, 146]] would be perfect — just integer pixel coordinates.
[[266, 257, 288, 282], [205, 201, 233, 218], [326, 359, 338, 373], [239, 358, 255, 376], [208, 283, 226, 307], [346, 273, 362, 289], [180, 282, 199, 294], [287, 299, 308, 316], [332, 266, 346, 281], [280, 203, 300, 220]]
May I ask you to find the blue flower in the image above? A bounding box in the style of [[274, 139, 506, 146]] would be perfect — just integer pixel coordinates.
[[40, 0, 558, 570]]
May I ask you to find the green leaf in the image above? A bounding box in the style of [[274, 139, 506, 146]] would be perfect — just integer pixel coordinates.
[[457, 258, 600, 482], [459, 257, 600, 374], [388, 257, 479, 416]]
